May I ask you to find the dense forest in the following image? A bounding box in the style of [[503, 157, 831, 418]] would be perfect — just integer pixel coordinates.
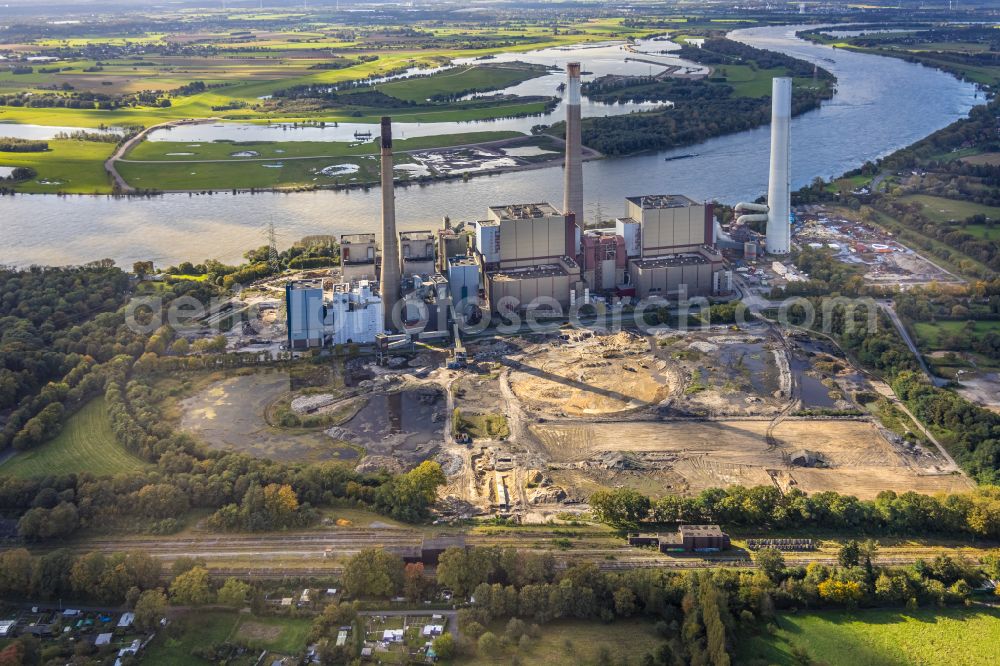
[[0, 265, 133, 446], [0, 261, 446, 544]]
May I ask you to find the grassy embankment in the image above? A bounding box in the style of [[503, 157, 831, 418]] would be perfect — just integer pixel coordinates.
[[125, 131, 520, 162], [0, 398, 149, 478], [737, 606, 1000, 666]]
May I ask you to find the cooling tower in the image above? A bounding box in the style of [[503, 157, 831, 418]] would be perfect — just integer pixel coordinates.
[[765, 77, 792, 255], [379, 116, 401, 331], [563, 62, 583, 227]]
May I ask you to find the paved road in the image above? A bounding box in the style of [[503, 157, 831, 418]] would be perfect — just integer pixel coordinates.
[[877, 300, 948, 387]]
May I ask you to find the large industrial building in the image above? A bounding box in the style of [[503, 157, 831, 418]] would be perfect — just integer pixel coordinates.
[[579, 195, 728, 300], [339, 233, 377, 283], [399, 230, 436, 277], [473, 203, 582, 313], [285, 279, 384, 349], [436, 226, 468, 273], [284, 80, 741, 342]]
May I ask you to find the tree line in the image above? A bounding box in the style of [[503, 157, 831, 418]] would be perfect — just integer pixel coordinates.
[[0, 137, 48, 152], [588, 484, 1000, 539], [318, 542, 1000, 665]]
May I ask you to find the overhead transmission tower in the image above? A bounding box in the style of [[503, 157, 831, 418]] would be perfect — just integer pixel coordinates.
[[266, 220, 280, 271]]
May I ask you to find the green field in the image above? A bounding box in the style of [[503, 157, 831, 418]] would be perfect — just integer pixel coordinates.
[[737, 607, 1000, 666], [375, 64, 547, 102], [900, 194, 1000, 224], [118, 130, 530, 190], [0, 398, 149, 478], [713, 65, 789, 97], [458, 619, 662, 665], [0, 19, 637, 130], [912, 319, 1000, 349], [0, 139, 115, 193], [120, 151, 382, 190], [143, 612, 311, 665]]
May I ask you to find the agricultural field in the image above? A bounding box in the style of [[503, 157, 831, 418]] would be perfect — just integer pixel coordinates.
[[0, 398, 149, 478], [736, 607, 1000, 666], [0, 13, 646, 191]]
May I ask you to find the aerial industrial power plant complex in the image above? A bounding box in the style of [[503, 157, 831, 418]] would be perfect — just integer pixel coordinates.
[[5, 5, 1000, 664], [285, 67, 793, 348]]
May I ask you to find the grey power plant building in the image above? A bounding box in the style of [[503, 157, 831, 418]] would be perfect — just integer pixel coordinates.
[[378, 116, 402, 331]]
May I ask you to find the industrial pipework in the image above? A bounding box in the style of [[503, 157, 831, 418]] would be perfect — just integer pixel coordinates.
[[379, 116, 401, 332], [563, 62, 583, 228], [765, 77, 792, 255], [734, 201, 769, 229]]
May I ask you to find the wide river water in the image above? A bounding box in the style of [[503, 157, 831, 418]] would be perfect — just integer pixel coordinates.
[[0, 24, 979, 268]]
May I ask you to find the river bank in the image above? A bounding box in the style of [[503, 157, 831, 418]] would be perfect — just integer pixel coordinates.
[[0, 25, 980, 267]]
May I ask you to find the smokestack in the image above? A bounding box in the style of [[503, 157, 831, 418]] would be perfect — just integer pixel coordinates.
[[379, 116, 401, 331], [563, 62, 583, 230], [765, 77, 792, 255]]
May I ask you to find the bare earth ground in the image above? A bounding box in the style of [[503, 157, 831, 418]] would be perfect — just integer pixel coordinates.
[[530, 419, 972, 499], [178, 371, 357, 462], [236, 622, 283, 642], [509, 332, 674, 416], [433, 330, 974, 518], [955, 373, 1000, 413]]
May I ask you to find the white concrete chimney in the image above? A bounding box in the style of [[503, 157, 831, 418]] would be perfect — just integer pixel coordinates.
[[766, 77, 792, 255]]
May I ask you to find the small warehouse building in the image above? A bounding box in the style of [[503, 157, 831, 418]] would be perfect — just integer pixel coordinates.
[[628, 525, 731, 553]]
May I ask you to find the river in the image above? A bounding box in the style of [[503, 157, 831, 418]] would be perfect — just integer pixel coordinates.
[[0, 24, 979, 268]]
